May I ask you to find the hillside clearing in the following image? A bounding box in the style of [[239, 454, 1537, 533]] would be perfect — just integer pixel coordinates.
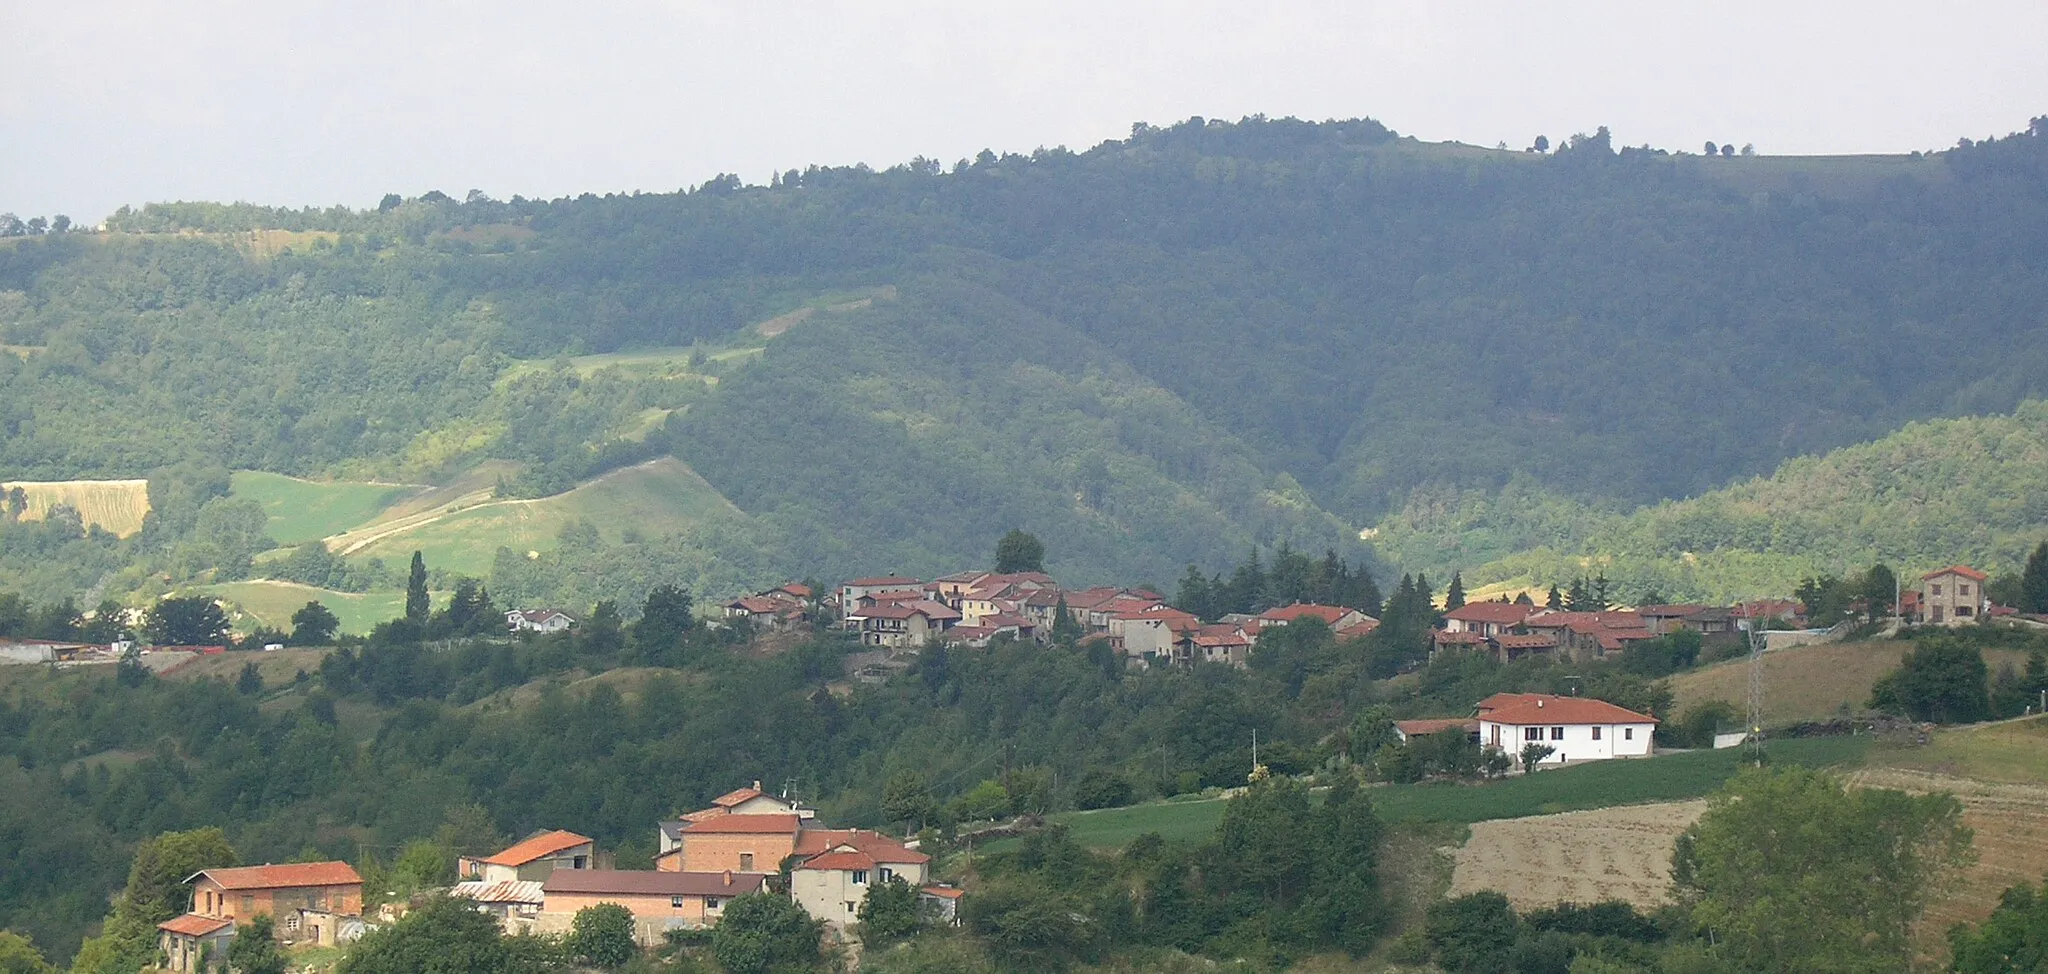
[[344, 457, 744, 576], [0, 479, 150, 537], [1668, 639, 2036, 726], [202, 580, 411, 635], [230, 471, 417, 546], [163, 647, 331, 685]]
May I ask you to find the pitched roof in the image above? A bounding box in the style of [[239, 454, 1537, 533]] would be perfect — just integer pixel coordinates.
[[449, 880, 545, 905], [797, 850, 877, 872], [847, 576, 921, 587], [1445, 602, 1536, 625], [712, 785, 766, 807], [680, 814, 800, 835], [775, 582, 814, 598], [484, 830, 593, 867], [1636, 604, 1708, 618], [542, 869, 765, 897], [1480, 695, 1658, 726], [1338, 618, 1382, 637], [1475, 692, 1545, 712], [791, 829, 930, 863], [159, 914, 234, 937], [190, 862, 362, 890], [1259, 603, 1361, 625], [1495, 634, 1558, 650], [1924, 565, 1989, 582], [857, 600, 962, 621], [921, 885, 965, 900]]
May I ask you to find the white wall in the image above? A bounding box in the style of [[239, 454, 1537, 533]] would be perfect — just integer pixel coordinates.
[[1479, 720, 1654, 763]]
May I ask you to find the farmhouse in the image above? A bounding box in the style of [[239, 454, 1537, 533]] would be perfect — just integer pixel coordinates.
[[1476, 694, 1656, 765], [458, 830, 594, 884], [538, 869, 762, 944], [174, 861, 364, 948], [788, 831, 932, 933], [506, 608, 576, 633], [1919, 565, 1990, 626], [448, 879, 545, 933], [158, 913, 235, 973]]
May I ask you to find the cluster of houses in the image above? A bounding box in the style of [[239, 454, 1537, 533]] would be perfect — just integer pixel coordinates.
[[157, 782, 960, 968]]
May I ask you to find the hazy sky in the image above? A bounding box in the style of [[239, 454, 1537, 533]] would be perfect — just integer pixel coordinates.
[[5, 1, 2045, 223]]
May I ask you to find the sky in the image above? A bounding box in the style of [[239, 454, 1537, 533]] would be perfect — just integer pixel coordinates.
[[4, 1, 2046, 223]]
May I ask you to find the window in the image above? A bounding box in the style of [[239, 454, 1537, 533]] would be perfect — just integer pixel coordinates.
[[1591, 726, 1602, 740], [739, 853, 754, 871], [1931, 584, 1943, 595], [1624, 728, 1634, 740], [846, 902, 857, 914], [241, 895, 254, 914], [573, 855, 587, 869], [706, 898, 720, 910], [1960, 584, 1971, 596], [1958, 605, 1974, 616], [1524, 726, 1542, 741], [852, 870, 869, 884], [672, 895, 686, 908], [1550, 726, 1565, 740]]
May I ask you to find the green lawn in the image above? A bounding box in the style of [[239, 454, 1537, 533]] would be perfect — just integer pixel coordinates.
[[203, 580, 412, 636], [1032, 737, 1871, 850], [232, 471, 416, 545]]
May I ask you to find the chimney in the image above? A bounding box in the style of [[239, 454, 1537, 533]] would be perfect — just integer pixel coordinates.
[[753, 780, 761, 790], [1537, 699, 1545, 708], [723, 869, 733, 886]]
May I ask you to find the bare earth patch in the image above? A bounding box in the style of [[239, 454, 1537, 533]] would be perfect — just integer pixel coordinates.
[[1448, 801, 1705, 910]]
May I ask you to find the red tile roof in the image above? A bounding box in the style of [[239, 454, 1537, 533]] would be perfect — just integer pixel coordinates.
[[797, 851, 877, 872], [1259, 603, 1360, 625], [681, 814, 800, 835], [1923, 565, 1989, 582], [921, 885, 965, 900], [1480, 695, 1657, 726], [1338, 619, 1381, 637], [1495, 634, 1558, 650], [792, 829, 929, 864], [777, 583, 814, 598], [712, 785, 764, 807], [1475, 692, 1544, 712], [484, 830, 593, 867], [1636, 604, 1708, 617], [1445, 602, 1536, 625], [159, 914, 233, 937], [542, 869, 764, 897], [191, 862, 361, 890]]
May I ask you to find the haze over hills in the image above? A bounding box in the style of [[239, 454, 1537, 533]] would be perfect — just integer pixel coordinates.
[[2, 114, 2047, 614]]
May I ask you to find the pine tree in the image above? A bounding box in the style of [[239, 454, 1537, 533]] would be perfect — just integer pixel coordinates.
[[1566, 577, 1589, 612], [1546, 584, 1563, 610], [1176, 565, 1213, 621], [2023, 542, 2048, 614], [1445, 572, 1466, 610]]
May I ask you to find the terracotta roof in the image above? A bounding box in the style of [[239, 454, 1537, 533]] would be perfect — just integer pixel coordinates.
[[1193, 633, 1250, 647], [484, 830, 592, 867], [1396, 718, 1476, 737], [191, 862, 361, 890], [1338, 618, 1382, 637], [847, 576, 921, 587], [1260, 603, 1360, 625], [1475, 692, 1545, 712], [921, 885, 965, 899], [791, 829, 929, 863], [858, 600, 963, 621], [728, 596, 787, 614], [1480, 695, 1657, 726], [980, 612, 1034, 629], [159, 914, 233, 937], [1494, 634, 1558, 650], [542, 869, 764, 897], [797, 851, 877, 872], [1636, 604, 1708, 617], [680, 814, 799, 835], [1923, 565, 1989, 582], [776, 583, 814, 598], [449, 880, 545, 905], [1445, 602, 1536, 625], [712, 785, 765, 807]]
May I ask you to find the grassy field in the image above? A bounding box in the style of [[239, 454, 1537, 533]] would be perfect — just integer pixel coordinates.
[[202, 580, 411, 635], [230, 471, 417, 546], [346, 458, 742, 576], [1032, 737, 1870, 850], [0, 478, 151, 537], [164, 646, 332, 685], [1669, 639, 2038, 726], [1872, 714, 2048, 784]]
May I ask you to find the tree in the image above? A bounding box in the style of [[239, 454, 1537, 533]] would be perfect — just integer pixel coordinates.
[[993, 529, 1045, 573], [2023, 541, 2048, 614], [439, 578, 496, 637], [1721, 143, 1736, 157], [291, 601, 340, 645], [405, 552, 429, 627], [961, 879, 1099, 970], [633, 584, 694, 655], [0, 931, 54, 974], [1073, 769, 1133, 810], [1674, 766, 1972, 972], [145, 596, 230, 646], [710, 892, 823, 974], [237, 661, 263, 695], [881, 771, 938, 833], [1520, 742, 1555, 773], [857, 878, 923, 948], [1951, 877, 2048, 973], [338, 894, 556, 974], [1532, 135, 1549, 153], [1424, 892, 1519, 974], [1444, 572, 1466, 610], [1877, 637, 1991, 723], [228, 914, 287, 974], [1545, 584, 1562, 610], [1862, 563, 1898, 620], [567, 903, 636, 969], [1703, 141, 1717, 156]]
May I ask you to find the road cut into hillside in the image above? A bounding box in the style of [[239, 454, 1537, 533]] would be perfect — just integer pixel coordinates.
[[1447, 800, 1705, 910]]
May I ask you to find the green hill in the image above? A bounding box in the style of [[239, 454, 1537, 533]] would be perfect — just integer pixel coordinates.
[[3, 116, 2048, 605], [230, 471, 419, 545], [1387, 402, 2048, 600]]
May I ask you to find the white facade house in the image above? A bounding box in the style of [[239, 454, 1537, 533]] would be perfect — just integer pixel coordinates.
[[1475, 694, 1656, 765], [507, 609, 576, 633], [788, 837, 931, 933]]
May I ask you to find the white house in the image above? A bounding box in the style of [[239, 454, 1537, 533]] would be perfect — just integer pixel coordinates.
[[507, 609, 576, 633], [1476, 693, 1656, 765], [788, 834, 931, 933]]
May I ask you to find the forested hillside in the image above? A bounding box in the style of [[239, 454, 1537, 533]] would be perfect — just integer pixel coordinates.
[[3, 114, 2048, 606]]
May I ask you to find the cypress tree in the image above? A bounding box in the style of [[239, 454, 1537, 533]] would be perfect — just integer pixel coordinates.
[[405, 551, 429, 626], [1445, 572, 1466, 610]]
